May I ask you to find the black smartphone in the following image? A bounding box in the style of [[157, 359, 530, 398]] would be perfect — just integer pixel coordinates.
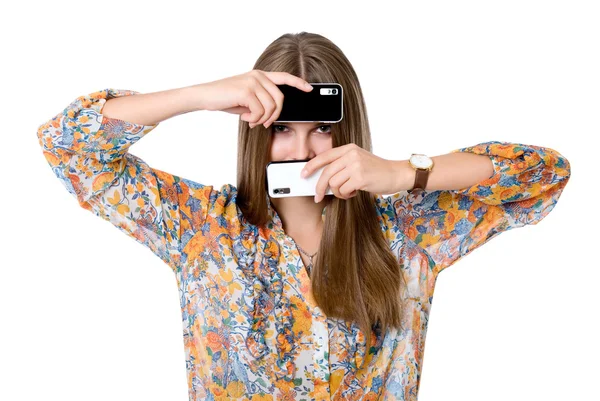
[[274, 83, 343, 123]]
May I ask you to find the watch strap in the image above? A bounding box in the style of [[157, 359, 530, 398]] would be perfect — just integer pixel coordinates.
[[409, 167, 430, 194]]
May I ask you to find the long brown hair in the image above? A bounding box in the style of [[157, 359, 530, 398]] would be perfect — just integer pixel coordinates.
[[236, 32, 408, 349]]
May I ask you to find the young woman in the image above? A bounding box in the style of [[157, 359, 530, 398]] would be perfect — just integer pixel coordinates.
[[37, 32, 571, 400]]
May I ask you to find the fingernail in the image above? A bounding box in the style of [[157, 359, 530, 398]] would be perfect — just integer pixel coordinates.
[[314, 195, 319, 203], [301, 169, 307, 178], [305, 83, 313, 90]]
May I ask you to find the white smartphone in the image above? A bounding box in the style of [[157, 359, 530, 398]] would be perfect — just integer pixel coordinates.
[[266, 160, 334, 198]]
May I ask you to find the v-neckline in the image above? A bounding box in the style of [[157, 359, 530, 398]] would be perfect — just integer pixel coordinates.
[[265, 192, 326, 282]]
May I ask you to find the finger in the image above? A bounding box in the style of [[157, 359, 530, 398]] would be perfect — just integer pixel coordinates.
[[327, 181, 341, 202], [240, 92, 264, 126], [315, 160, 346, 202], [339, 178, 357, 199], [260, 72, 312, 128], [328, 169, 353, 200], [262, 71, 314, 93], [223, 106, 250, 115], [314, 172, 329, 203], [250, 83, 277, 127], [252, 73, 284, 128], [303, 144, 355, 177]]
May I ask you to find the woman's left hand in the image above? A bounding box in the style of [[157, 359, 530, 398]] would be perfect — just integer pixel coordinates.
[[301, 143, 401, 203]]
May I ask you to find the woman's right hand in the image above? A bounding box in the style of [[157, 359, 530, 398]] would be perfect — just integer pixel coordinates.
[[198, 70, 313, 128]]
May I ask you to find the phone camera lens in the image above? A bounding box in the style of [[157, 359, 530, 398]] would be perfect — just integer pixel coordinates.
[[332, 89, 337, 94], [274, 189, 279, 194]]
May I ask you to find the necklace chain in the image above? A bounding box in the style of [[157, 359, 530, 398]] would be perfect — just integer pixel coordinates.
[[290, 237, 318, 274]]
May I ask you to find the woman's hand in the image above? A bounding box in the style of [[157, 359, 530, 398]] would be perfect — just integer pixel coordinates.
[[198, 70, 313, 128], [301, 143, 401, 203]]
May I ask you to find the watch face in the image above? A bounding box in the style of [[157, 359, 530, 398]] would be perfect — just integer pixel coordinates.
[[410, 154, 433, 169]]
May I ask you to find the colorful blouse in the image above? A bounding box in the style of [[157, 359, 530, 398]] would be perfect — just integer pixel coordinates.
[[37, 88, 571, 401]]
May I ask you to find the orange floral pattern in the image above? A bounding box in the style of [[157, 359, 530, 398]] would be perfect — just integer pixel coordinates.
[[38, 89, 571, 400]]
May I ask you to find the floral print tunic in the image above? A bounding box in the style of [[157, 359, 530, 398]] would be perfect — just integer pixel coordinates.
[[37, 88, 571, 400]]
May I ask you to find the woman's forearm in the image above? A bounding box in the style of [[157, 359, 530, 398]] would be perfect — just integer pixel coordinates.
[[392, 152, 495, 192], [101, 83, 208, 126]]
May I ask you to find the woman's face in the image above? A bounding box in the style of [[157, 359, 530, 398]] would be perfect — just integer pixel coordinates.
[[268, 122, 333, 162]]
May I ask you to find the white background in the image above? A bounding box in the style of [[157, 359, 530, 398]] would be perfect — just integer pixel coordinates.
[[2, 1, 597, 400]]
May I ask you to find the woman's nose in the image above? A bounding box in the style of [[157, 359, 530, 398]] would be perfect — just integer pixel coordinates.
[[292, 139, 313, 160]]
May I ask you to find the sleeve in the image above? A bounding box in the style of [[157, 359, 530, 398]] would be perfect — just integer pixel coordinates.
[[37, 88, 214, 273], [391, 140, 571, 277]]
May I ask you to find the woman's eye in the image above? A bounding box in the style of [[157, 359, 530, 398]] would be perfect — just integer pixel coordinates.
[[271, 125, 331, 134], [317, 125, 332, 134]]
